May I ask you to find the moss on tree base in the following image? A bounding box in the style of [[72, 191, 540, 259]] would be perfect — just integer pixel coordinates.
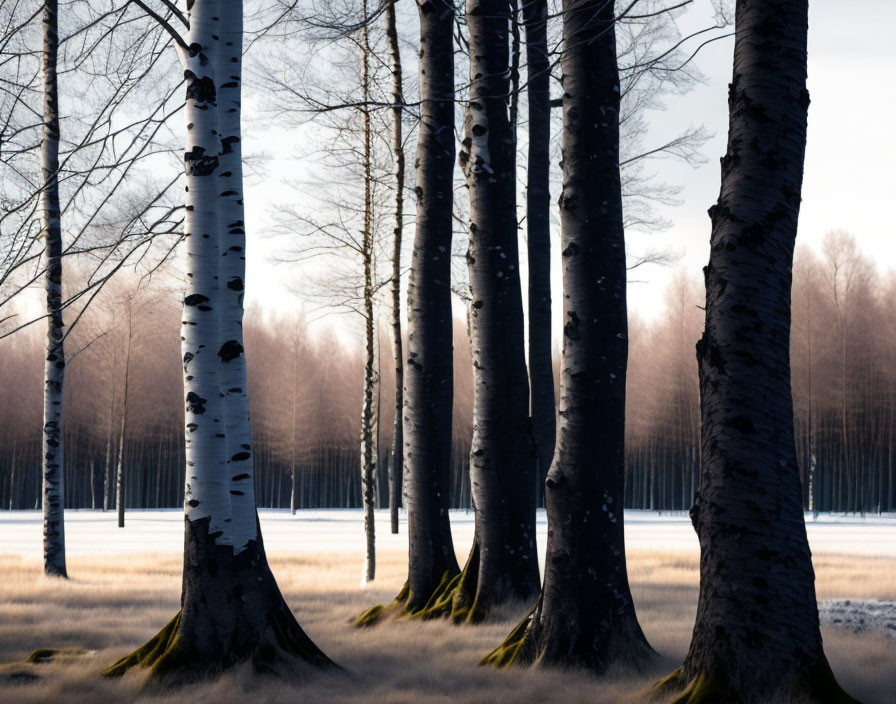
[[103, 611, 188, 680], [359, 534, 533, 628], [483, 604, 654, 675], [479, 611, 531, 667], [353, 571, 470, 628], [414, 543, 493, 625], [353, 604, 389, 628], [104, 605, 337, 685], [651, 660, 861, 704], [24, 647, 86, 664], [649, 668, 732, 704], [104, 525, 337, 685]]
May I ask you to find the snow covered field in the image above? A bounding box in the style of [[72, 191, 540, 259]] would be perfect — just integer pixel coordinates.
[[1, 507, 894, 559]]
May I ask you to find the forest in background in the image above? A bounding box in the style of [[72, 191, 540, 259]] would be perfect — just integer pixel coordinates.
[[1, 231, 890, 515]]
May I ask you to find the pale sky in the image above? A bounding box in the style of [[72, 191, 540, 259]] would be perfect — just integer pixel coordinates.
[[240, 0, 896, 340], [624, 0, 896, 320]]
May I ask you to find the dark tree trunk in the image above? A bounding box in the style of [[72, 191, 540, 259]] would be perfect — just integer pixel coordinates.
[[355, 0, 460, 625], [384, 0, 405, 536], [655, 1, 855, 702], [522, 0, 555, 504], [484, 0, 651, 671], [447, 0, 539, 623]]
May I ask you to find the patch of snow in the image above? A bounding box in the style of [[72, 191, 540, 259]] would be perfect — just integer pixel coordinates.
[[820, 600, 896, 640]]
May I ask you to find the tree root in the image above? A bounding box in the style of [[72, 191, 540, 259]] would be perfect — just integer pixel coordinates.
[[353, 604, 388, 628], [650, 660, 861, 704], [103, 611, 183, 679], [416, 543, 488, 624], [104, 539, 338, 686], [479, 610, 532, 667], [483, 603, 655, 675], [413, 571, 468, 622], [104, 605, 336, 685], [353, 571, 473, 627], [649, 668, 732, 704]]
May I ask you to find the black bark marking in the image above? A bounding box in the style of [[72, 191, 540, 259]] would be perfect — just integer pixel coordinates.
[[184, 72, 215, 103], [185, 147, 219, 177], [217, 340, 243, 363], [185, 294, 209, 307], [186, 392, 207, 414]]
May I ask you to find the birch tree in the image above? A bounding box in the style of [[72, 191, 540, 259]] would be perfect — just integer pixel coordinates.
[[519, 0, 719, 505], [104, 0, 334, 679], [359, 0, 378, 583], [654, 0, 856, 700], [217, 0, 257, 553], [484, 0, 651, 671], [383, 0, 405, 537], [354, 0, 461, 626], [437, 0, 540, 623], [522, 0, 554, 500], [40, 0, 67, 579]]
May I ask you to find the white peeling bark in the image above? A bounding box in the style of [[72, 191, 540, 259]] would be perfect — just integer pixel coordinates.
[[217, 0, 257, 553], [181, 0, 232, 547], [104, 0, 336, 679], [41, 0, 66, 578], [359, 0, 376, 585]]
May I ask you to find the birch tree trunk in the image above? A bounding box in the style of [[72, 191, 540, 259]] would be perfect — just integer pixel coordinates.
[[384, 0, 405, 536], [176, 1, 232, 552], [446, 0, 539, 623], [41, 0, 66, 579], [354, 0, 460, 626], [656, 1, 855, 701], [105, 0, 334, 680], [485, 0, 651, 670], [398, 0, 463, 612], [217, 0, 257, 552], [359, 0, 377, 584], [522, 0, 554, 504]]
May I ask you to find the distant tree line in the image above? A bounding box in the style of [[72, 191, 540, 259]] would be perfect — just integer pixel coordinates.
[[1, 232, 891, 516], [626, 232, 896, 516]]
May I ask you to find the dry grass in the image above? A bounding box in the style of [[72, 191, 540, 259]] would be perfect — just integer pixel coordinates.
[[0, 547, 892, 703]]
